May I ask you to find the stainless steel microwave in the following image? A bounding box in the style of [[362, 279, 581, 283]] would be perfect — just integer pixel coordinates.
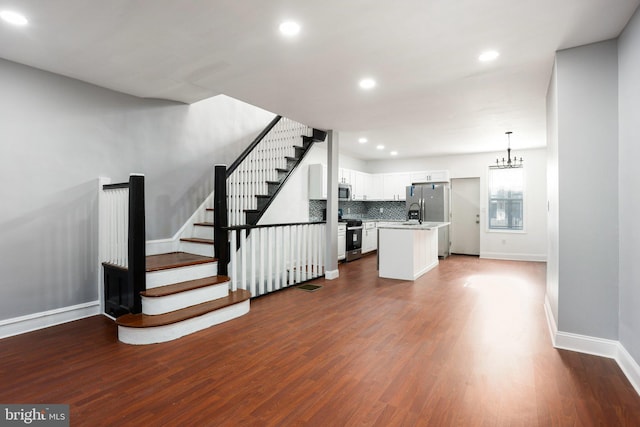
[[338, 183, 352, 201]]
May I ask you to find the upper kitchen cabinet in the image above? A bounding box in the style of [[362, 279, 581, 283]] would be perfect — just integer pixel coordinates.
[[351, 170, 367, 200], [382, 172, 411, 201], [365, 174, 383, 200], [309, 163, 449, 201], [308, 163, 327, 199], [339, 168, 350, 184], [410, 170, 450, 183]]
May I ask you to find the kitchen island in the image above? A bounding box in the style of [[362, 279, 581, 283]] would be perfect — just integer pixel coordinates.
[[377, 222, 450, 280]]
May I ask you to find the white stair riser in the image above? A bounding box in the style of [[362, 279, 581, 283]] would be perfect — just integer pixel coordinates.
[[118, 300, 250, 345], [180, 241, 215, 257], [142, 283, 229, 315], [146, 263, 217, 289], [204, 210, 214, 223], [192, 225, 214, 240]]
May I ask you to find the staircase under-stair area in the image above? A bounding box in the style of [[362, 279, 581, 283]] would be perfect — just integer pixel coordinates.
[[116, 251, 249, 345]]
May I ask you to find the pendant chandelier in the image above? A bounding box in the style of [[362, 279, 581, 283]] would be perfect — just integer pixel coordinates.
[[491, 131, 523, 169]]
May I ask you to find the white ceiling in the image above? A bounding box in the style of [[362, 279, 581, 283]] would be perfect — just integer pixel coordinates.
[[1, 0, 638, 159]]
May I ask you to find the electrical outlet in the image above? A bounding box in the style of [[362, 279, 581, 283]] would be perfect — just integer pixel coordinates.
[[347, 208, 350, 214], [380, 207, 384, 213]]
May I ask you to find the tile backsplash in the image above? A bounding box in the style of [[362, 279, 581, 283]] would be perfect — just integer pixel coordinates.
[[309, 200, 406, 221]]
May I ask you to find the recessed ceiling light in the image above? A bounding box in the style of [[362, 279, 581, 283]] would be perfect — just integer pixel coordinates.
[[358, 137, 368, 144], [390, 151, 398, 156], [376, 145, 385, 150], [279, 21, 300, 36], [479, 50, 499, 62], [359, 78, 376, 90], [0, 10, 28, 26]]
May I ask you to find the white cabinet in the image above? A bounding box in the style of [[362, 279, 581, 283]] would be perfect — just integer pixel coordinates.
[[365, 174, 383, 200], [351, 170, 366, 200], [309, 164, 449, 201], [339, 168, 350, 184], [378, 226, 439, 280], [308, 164, 327, 199], [338, 223, 346, 260], [362, 222, 378, 253], [382, 172, 411, 201], [410, 170, 450, 183]]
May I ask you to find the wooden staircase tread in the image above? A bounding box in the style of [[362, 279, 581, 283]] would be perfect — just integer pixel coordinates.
[[193, 222, 214, 227], [146, 252, 217, 272], [180, 237, 214, 245], [116, 289, 251, 328], [141, 275, 230, 297], [205, 208, 214, 211]]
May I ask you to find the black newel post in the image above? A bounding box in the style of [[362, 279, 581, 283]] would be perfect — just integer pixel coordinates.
[[214, 165, 229, 276], [128, 174, 146, 313]]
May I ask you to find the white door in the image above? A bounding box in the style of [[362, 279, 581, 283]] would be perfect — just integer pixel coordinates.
[[450, 178, 480, 255]]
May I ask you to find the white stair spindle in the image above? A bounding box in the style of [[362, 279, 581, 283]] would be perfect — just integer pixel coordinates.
[[240, 229, 247, 291], [267, 227, 273, 292], [230, 230, 237, 291], [247, 230, 258, 296], [259, 227, 265, 295], [274, 226, 281, 290]]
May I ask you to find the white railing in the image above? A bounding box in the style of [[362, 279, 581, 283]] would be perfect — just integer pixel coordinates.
[[227, 222, 326, 297], [227, 117, 312, 226], [99, 180, 129, 268]]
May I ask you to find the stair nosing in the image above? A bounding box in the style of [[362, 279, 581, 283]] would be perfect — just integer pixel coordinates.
[[141, 275, 230, 298], [193, 222, 214, 227], [116, 289, 251, 328]]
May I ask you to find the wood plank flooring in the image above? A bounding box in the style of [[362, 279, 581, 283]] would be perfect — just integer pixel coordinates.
[[2, 254, 640, 426]]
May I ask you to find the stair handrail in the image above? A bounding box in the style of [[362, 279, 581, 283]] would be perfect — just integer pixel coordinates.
[[226, 115, 282, 178], [225, 117, 314, 226], [214, 165, 326, 295], [225, 220, 326, 296]]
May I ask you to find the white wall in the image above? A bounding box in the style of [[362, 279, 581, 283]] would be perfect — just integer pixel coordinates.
[[259, 140, 366, 225], [546, 62, 560, 322], [552, 40, 619, 339], [366, 148, 548, 261], [0, 58, 274, 320], [258, 144, 326, 224], [618, 7, 640, 363]]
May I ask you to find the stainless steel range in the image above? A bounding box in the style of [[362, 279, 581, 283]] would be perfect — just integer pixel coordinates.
[[345, 219, 363, 262]]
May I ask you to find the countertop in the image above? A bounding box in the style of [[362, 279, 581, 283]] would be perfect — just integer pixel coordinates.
[[377, 221, 450, 230]]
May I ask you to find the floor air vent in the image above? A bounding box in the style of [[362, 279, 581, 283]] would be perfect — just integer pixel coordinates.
[[297, 284, 322, 292]]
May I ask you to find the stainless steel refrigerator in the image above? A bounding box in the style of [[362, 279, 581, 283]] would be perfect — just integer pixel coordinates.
[[406, 183, 450, 258]]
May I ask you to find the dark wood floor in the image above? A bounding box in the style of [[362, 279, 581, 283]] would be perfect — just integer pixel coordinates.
[[2, 255, 640, 426]]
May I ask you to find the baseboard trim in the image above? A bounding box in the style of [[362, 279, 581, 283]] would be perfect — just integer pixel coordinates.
[[325, 269, 339, 280], [543, 295, 558, 346], [0, 301, 101, 339], [543, 294, 640, 396], [616, 344, 640, 396], [481, 252, 547, 262]]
